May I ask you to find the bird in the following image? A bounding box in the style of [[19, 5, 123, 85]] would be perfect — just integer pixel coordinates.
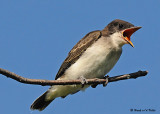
[[30, 19, 141, 111]]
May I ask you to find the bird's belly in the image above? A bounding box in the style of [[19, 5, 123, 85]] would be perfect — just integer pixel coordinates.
[[49, 39, 122, 99], [64, 45, 122, 80]]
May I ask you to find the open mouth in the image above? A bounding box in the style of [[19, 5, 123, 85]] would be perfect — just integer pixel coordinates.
[[122, 26, 142, 47]]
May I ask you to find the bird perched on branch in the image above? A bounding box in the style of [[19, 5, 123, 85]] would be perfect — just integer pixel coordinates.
[[31, 19, 141, 111]]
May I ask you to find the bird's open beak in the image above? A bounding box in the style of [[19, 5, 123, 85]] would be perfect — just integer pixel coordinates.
[[122, 26, 142, 47]]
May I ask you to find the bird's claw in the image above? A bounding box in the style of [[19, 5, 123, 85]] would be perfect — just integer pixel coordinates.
[[79, 76, 88, 88], [103, 75, 109, 87]]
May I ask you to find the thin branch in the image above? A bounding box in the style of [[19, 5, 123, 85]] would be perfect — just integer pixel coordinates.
[[0, 68, 148, 86]]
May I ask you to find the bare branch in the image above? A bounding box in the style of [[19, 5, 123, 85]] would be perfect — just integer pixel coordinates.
[[0, 68, 148, 86]]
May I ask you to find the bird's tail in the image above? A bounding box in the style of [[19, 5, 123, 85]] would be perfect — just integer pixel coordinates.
[[30, 90, 54, 111], [30, 85, 84, 111]]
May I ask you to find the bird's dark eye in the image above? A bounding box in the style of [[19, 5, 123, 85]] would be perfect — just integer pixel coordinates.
[[119, 24, 123, 29]]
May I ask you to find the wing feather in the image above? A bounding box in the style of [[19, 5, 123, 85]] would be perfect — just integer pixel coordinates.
[[55, 30, 102, 80]]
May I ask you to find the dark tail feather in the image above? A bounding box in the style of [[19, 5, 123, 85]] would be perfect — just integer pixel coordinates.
[[30, 91, 54, 111]]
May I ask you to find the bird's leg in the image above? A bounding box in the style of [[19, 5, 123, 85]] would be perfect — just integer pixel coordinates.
[[79, 76, 88, 88], [103, 75, 109, 87]]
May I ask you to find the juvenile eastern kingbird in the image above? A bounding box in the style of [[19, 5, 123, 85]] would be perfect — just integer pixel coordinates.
[[31, 19, 141, 111]]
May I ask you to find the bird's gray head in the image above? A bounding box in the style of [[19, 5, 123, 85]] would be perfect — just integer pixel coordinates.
[[102, 19, 141, 47]]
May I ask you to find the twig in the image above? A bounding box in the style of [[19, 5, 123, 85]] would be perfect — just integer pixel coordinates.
[[0, 68, 148, 86]]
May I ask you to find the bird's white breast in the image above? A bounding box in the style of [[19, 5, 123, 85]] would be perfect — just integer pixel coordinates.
[[63, 36, 122, 80], [47, 35, 123, 99]]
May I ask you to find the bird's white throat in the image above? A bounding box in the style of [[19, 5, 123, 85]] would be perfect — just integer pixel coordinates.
[[63, 35, 123, 80], [109, 32, 127, 48]]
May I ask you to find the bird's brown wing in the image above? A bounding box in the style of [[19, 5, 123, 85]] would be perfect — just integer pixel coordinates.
[[55, 30, 102, 80]]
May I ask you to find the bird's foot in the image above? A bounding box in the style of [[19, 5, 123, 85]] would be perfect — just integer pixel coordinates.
[[79, 76, 88, 88], [103, 75, 109, 87]]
